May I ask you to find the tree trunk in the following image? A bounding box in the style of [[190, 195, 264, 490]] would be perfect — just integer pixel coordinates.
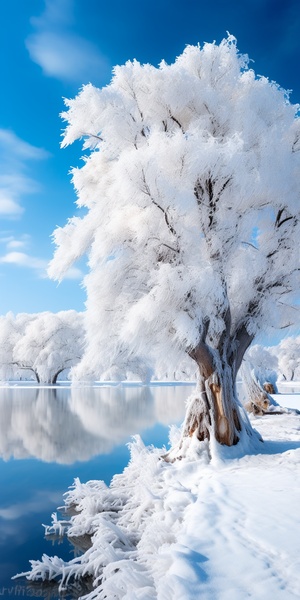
[[182, 362, 241, 447], [51, 368, 66, 384], [164, 341, 249, 462]]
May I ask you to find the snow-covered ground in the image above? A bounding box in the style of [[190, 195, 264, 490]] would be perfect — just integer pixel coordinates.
[[15, 390, 300, 599]]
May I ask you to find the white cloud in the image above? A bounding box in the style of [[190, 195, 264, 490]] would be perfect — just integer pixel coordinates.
[[27, 31, 110, 83], [0, 250, 83, 280], [6, 239, 29, 249], [0, 129, 49, 161], [0, 129, 49, 217], [0, 195, 23, 216], [26, 0, 111, 84], [0, 233, 31, 249], [0, 252, 47, 272], [0, 231, 84, 280]]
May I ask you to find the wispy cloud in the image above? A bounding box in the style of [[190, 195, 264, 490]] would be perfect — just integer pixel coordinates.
[[0, 193, 23, 216], [0, 129, 49, 161], [26, 0, 111, 84], [6, 239, 29, 250], [0, 129, 49, 218], [0, 233, 31, 249], [0, 248, 83, 280], [0, 252, 48, 272]]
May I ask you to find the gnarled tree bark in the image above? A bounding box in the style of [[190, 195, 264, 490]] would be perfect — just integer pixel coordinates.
[[164, 320, 255, 461]]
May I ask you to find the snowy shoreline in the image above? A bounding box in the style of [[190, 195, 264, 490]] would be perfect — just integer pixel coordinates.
[[14, 388, 300, 600], [1, 379, 300, 388]]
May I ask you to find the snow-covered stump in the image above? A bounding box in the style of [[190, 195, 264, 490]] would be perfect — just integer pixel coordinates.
[[263, 382, 277, 394], [241, 364, 297, 416], [243, 369, 272, 415]]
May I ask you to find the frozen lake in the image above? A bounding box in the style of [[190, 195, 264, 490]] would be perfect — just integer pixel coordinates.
[[0, 381, 299, 599]]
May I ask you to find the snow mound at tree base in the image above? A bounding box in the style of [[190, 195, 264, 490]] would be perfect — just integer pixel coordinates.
[[15, 413, 300, 599]]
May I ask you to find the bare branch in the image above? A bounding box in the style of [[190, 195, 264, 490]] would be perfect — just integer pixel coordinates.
[[275, 208, 296, 229], [81, 131, 103, 142], [241, 241, 258, 250], [169, 113, 184, 132], [159, 243, 179, 253], [277, 215, 294, 228], [279, 322, 294, 329], [141, 169, 177, 238]]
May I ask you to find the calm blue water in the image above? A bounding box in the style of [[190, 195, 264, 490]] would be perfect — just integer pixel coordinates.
[[0, 384, 191, 599]]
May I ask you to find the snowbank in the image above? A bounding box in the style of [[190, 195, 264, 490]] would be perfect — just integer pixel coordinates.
[[15, 398, 300, 599]]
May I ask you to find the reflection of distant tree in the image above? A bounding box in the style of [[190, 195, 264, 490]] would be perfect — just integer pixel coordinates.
[[0, 386, 187, 464]]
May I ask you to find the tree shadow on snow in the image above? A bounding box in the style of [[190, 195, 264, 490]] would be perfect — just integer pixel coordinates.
[[257, 439, 300, 456]]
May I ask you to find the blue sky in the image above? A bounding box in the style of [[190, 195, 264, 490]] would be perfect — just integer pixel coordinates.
[[1, 0, 300, 315]]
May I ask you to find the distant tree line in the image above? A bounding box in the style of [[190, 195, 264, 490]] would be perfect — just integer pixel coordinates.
[[0, 309, 298, 387]]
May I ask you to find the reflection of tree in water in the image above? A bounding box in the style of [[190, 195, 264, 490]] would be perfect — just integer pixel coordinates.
[[153, 385, 192, 425], [69, 386, 155, 443], [25, 575, 94, 600], [0, 386, 187, 464], [0, 387, 84, 463]]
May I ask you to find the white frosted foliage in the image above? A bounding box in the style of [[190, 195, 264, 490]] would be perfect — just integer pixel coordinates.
[[275, 336, 300, 381], [0, 311, 84, 383], [48, 36, 300, 380]]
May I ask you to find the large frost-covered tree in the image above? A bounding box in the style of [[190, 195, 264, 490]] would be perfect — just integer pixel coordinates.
[[49, 36, 300, 450]]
